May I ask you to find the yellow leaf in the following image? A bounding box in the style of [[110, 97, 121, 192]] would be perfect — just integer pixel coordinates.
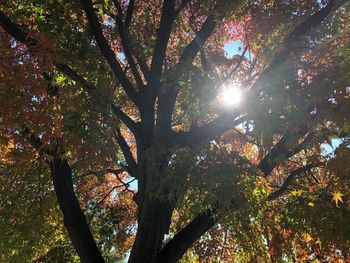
[[303, 233, 313, 242], [308, 202, 314, 207], [291, 189, 302, 196], [315, 238, 322, 248], [332, 191, 344, 207]]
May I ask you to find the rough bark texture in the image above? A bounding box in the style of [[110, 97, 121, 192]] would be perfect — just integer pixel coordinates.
[[49, 158, 105, 263]]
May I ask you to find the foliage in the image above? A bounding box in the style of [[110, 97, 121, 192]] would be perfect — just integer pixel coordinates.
[[0, 0, 350, 262]]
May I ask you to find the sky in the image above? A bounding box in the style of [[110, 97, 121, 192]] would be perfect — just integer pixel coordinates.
[[224, 40, 253, 60], [224, 40, 243, 57]]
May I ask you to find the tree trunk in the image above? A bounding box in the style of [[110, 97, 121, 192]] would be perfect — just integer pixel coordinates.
[[49, 157, 105, 263], [128, 196, 174, 263]]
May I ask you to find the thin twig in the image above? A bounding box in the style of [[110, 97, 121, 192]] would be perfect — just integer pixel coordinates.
[[87, 178, 136, 225]]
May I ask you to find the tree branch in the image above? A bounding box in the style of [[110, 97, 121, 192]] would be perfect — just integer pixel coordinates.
[[268, 163, 318, 200], [113, 126, 138, 177], [81, 0, 140, 105], [49, 157, 105, 262], [87, 177, 136, 224], [0, 11, 99, 97], [157, 210, 215, 263], [174, 0, 189, 16], [258, 127, 313, 176], [0, 10, 36, 45], [157, 161, 320, 262], [0, 9, 141, 177], [249, 0, 345, 95], [54, 63, 97, 95], [155, 3, 226, 134], [0, 11, 99, 101], [21, 127, 54, 155], [219, 45, 248, 87], [107, 169, 135, 193], [172, 111, 246, 148], [149, 0, 176, 91], [112, 0, 144, 89], [125, 0, 135, 29], [253, 0, 342, 176], [111, 104, 140, 137], [285, 0, 344, 44]]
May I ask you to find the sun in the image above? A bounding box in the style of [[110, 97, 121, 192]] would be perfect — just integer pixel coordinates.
[[220, 84, 242, 106]]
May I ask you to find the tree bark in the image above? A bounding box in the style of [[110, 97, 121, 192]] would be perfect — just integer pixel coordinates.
[[49, 158, 105, 263], [128, 197, 174, 263]]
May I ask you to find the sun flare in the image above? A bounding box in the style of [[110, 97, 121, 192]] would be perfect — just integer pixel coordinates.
[[220, 85, 242, 106]]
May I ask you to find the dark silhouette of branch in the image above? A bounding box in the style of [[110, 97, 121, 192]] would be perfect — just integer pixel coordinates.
[[172, 112, 247, 148], [112, 0, 144, 88], [150, 0, 176, 91], [125, 0, 135, 29], [54, 63, 97, 95], [0, 12, 96, 99], [155, 2, 227, 134], [267, 163, 318, 200], [113, 126, 138, 177], [0, 10, 36, 45], [81, 0, 140, 105], [20, 127, 54, 155], [250, 0, 345, 94], [258, 128, 315, 176], [111, 105, 140, 137], [158, 161, 320, 262], [157, 210, 215, 263]]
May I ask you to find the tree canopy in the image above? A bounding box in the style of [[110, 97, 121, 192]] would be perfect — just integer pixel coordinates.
[[0, 0, 350, 262]]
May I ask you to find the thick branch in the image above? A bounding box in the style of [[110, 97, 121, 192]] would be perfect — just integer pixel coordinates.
[[157, 211, 215, 263], [253, 0, 343, 175], [172, 111, 246, 148], [177, 12, 219, 66], [112, 0, 144, 88], [157, 161, 319, 262], [111, 104, 140, 137], [150, 0, 176, 89], [258, 127, 311, 176], [81, 0, 140, 105], [54, 63, 97, 95], [250, 0, 344, 95], [275, 0, 342, 69], [155, 4, 226, 134], [49, 158, 105, 263], [175, 0, 229, 69], [286, 0, 344, 44], [268, 163, 318, 200], [125, 0, 135, 29], [114, 127, 138, 177], [0, 10, 37, 46]]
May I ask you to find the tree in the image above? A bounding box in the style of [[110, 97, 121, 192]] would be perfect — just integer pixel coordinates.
[[0, 0, 349, 262]]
